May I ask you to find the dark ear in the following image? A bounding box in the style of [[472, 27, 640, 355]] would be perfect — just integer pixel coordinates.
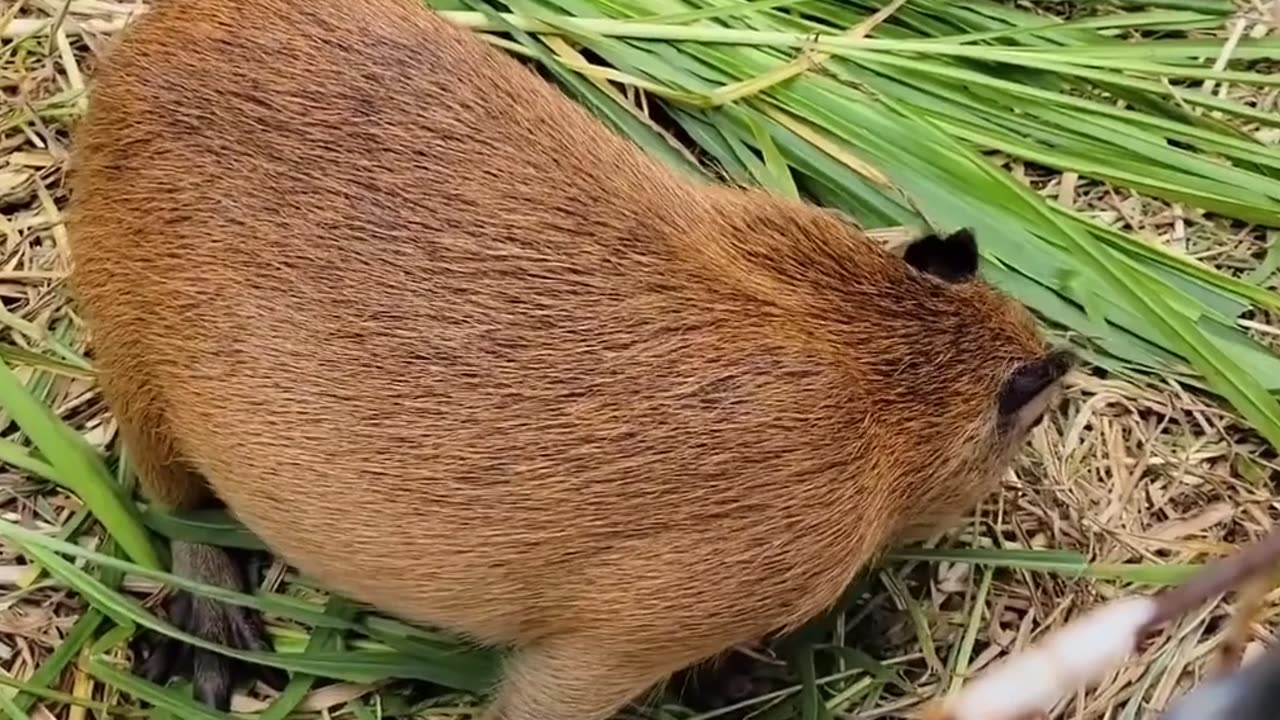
[[903, 229, 979, 283], [998, 349, 1076, 431]]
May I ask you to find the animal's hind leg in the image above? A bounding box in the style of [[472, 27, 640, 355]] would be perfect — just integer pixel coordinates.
[[116, 410, 211, 510], [111, 401, 282, 709], [481, 637, 672, 720]]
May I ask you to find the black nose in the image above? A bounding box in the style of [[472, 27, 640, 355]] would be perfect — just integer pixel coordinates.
[[1159, 643, 1280, 720]]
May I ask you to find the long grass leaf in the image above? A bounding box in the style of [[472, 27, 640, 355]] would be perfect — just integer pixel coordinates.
[[0, 359, 160, 569]]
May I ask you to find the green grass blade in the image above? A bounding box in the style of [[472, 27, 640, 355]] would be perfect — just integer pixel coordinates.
[[141, 506, 269, 551], [0, 359, 161, 569], [87, 659, 231, 720], [15, 530, 498, 688], [0, 519, 357, 630], [889, 546, 1203, 585], [459, 0, 708, 179], [12, 609, 105, 713], [258, 599, 358, 720]]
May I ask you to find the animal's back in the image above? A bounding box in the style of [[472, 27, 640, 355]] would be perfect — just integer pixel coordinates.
[[71, 0, 874, 639]]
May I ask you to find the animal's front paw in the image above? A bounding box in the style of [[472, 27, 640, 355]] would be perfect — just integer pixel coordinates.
[[133, 542, 286, 709]]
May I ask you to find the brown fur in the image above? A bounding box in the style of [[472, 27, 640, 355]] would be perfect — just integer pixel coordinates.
[[68, 0, 1068, 717]]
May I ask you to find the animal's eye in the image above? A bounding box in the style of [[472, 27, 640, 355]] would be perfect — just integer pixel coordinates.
[[903, 228, 978, 283]]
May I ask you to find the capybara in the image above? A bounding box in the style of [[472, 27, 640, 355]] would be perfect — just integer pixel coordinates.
[[68, 0, 1073, 715]]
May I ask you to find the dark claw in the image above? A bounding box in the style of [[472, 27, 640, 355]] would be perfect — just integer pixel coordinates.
[[228, 604, 268, 651], [226, 601, 288, 691], [137, 632, 189, 686], [193, 649, 236, 711], [135, 591, 193, 684], [169, 590, 193, 627], [132, 633, 162, 679]]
